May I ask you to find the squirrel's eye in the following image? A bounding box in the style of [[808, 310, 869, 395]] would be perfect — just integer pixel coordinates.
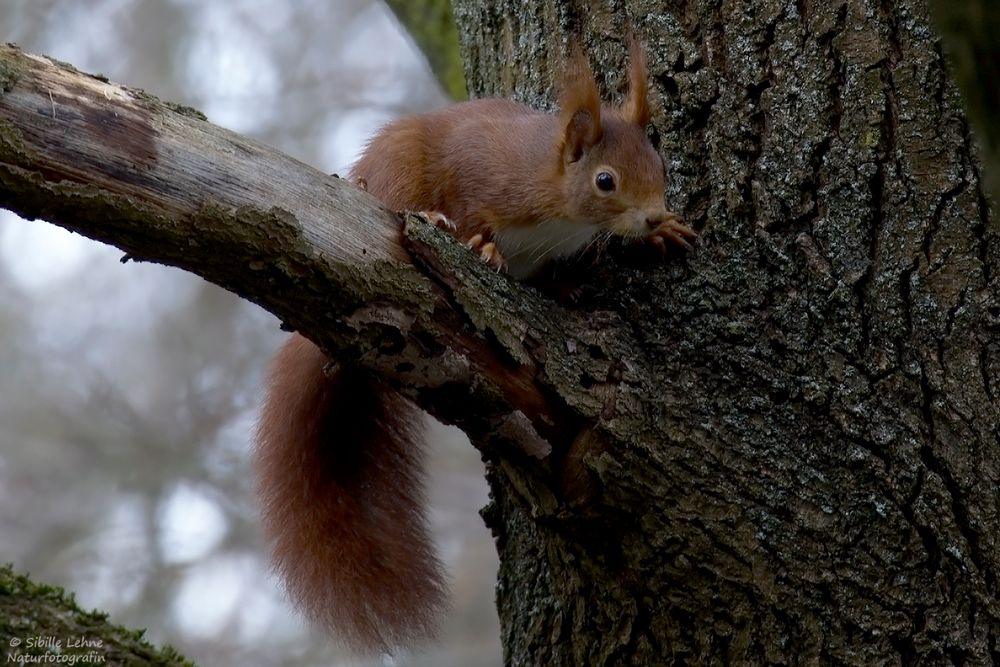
[[595, 171, 616, 192]]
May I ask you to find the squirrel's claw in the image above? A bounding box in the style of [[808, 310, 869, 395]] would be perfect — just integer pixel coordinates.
[[466, 233, 508, 272], [416, 210, 457, 232], [415, 213, 505, 271], [647, 214, 696, 253]]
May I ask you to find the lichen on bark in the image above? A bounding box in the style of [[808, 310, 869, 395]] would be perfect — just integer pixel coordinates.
[[0, 564, 195, 667]]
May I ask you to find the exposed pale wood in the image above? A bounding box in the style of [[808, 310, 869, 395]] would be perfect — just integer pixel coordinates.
[[0, 48, 404, 263]]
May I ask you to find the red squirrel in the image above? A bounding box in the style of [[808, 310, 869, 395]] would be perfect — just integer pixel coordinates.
[[254, 40, 694, 654]]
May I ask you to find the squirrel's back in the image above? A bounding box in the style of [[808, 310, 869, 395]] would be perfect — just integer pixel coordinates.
[[351, 98, 564, 235]]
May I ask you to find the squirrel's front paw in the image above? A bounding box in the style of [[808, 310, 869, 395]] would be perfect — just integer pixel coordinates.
[[647, 212, 697, 253], [466, 233, 507, 272], [416, 210, 458, 232]]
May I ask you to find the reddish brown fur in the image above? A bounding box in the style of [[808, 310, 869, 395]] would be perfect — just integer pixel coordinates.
[[622, 36, 651, 126], [558, 46, 603, 162], [255, 337, 446, 653], [351, 98, 568, 239], [254, 38, 684, 656], [350, 41, 667, 243]]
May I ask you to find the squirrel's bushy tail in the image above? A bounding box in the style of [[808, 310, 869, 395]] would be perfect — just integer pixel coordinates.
[[254, 334, 447, 653]]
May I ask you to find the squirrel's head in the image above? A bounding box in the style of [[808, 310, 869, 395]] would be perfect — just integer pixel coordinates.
[[556, 38, 670, 237]]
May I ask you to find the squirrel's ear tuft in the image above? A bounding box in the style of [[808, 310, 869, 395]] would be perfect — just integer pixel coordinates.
[[622, 35, 651, 127], [558, 43, 603, 163]]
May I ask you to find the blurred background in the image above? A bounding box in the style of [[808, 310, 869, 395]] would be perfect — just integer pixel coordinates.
[[0, 1, 500, 665]]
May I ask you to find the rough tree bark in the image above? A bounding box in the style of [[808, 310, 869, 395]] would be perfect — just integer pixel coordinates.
[[0, 0, 998, 663], [451, 0, 999, 664]]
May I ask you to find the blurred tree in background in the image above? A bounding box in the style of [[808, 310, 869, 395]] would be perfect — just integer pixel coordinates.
[[384, 0, 466, 99], [930, 0, 1000, 203]]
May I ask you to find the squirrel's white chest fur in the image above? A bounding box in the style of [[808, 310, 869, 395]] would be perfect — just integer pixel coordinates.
[[494, 219, 602, 279]]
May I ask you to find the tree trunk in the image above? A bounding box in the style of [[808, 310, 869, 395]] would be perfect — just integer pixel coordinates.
[[453, 0, 999, 664]]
